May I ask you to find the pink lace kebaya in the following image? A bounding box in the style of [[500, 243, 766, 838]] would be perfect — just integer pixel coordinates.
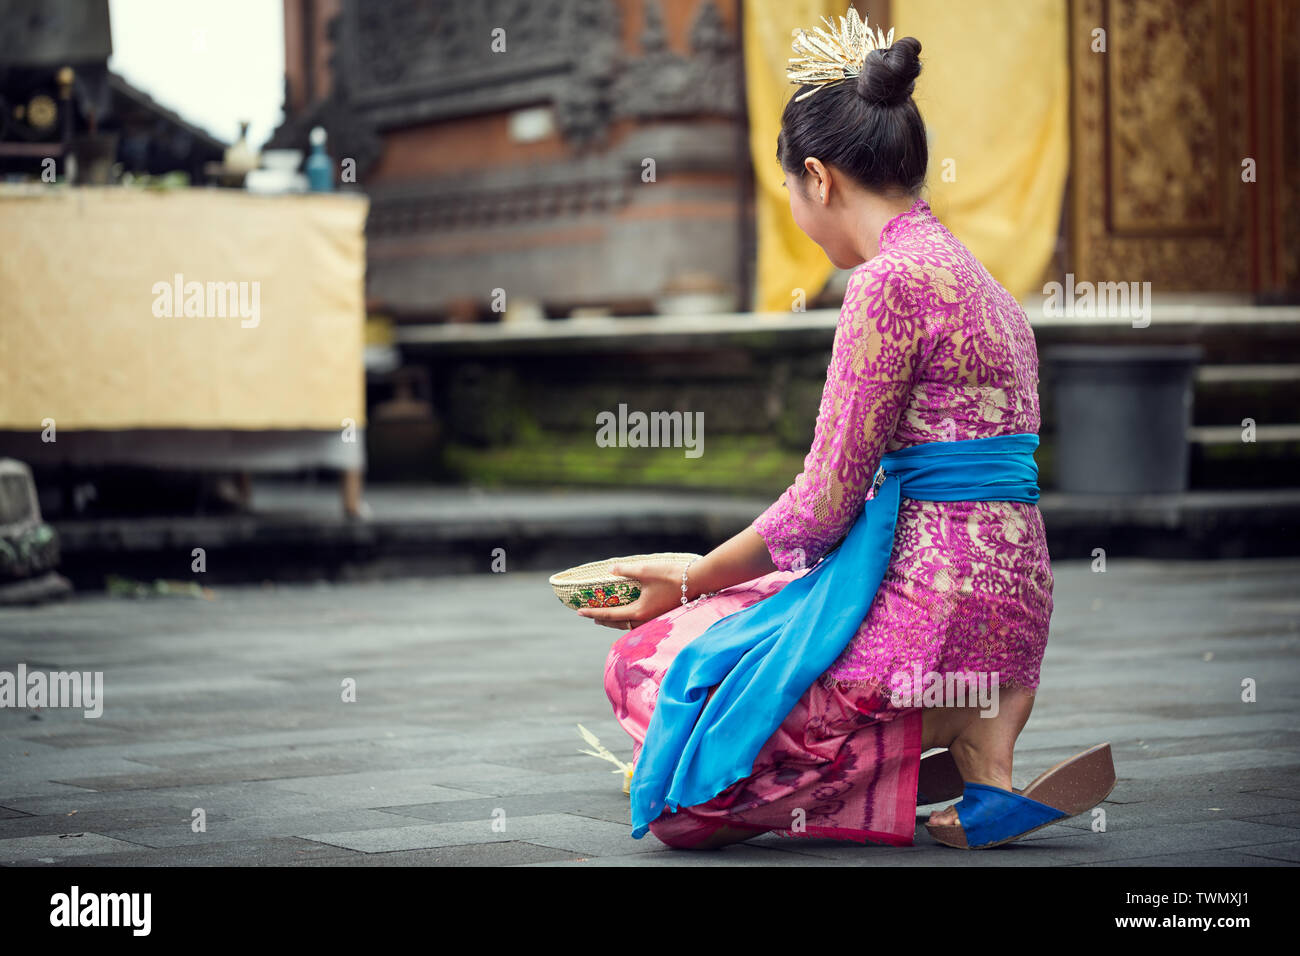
[[754, 196, 1053, 697]]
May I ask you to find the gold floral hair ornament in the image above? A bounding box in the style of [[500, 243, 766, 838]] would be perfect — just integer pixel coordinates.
[[787, 6, 895, 102]]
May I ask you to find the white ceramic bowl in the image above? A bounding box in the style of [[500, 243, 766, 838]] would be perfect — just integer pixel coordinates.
[[261, 149, 303, 172]]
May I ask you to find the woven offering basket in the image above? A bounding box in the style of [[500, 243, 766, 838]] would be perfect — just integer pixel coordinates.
[[550, 552, 702, 612]]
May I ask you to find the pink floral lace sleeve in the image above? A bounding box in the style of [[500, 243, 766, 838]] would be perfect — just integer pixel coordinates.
[[753, 258, 933, 570]]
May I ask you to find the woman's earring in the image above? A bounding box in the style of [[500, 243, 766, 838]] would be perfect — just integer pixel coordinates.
[[819, 190, 825, 200]]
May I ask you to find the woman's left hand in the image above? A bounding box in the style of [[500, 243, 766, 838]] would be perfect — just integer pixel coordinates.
[[576, 562, 684, 631]]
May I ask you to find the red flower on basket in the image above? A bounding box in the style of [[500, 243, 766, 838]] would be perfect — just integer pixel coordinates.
[[586, 588, 621, 607]]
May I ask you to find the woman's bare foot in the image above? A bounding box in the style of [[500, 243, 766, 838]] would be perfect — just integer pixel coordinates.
[[926, 684, 1036, 827], [927, 734, 1014, 825]]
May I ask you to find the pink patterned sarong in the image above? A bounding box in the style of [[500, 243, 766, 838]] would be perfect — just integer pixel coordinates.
[[604, 569, 923, 849]]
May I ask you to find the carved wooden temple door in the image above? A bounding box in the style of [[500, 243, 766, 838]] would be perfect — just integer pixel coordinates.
[[1067, 0, 1299, 299]]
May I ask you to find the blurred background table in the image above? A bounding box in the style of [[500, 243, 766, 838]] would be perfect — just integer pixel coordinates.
[[0, 185, 369, 517]]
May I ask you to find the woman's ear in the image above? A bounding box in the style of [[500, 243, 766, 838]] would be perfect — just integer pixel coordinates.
[[803, 158, 828, 203]]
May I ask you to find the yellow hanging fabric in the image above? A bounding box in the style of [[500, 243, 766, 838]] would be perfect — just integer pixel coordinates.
[[744, 1, 1069, 307], [743, 0, 842, 314], [892, 0, 1069, 299]]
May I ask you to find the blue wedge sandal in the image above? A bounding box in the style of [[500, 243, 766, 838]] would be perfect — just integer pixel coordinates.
[[925, 742, 1116, 849]]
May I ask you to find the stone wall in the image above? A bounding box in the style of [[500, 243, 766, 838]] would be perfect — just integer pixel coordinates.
[[386, 309, 1300, 496]]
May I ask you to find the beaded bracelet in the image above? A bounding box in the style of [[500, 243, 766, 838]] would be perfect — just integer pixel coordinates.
[[680, 558, 718, 607]]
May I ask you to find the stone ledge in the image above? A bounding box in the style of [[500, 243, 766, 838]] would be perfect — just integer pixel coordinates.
[[395, 302, 1300, 355], [48, 485, 1300, 588]]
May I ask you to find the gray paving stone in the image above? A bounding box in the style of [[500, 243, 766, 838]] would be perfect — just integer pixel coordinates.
[[741, 833, 921, 862], [2, 559, 1298, 866], [1076, 849, 1292, 866], [1009, 819, 1291, 864], [281, 841, 582, 867], [374, 788, 630, 826], [4, 752, 173, 783], [1240, 811, 1300, 829], [1112, 750, 1300, 781], [355, 762, 622, 798], [1, 729, 155, 750], [0, 780, 316, 816], [1239, 839, 1300, 863], [1091, 769, 1300, 804], [1059, 793, 1300, 828], [267, 770, 490, 804], [301, 811, 664, 857], [96, 808, 422, 848], [517, 843, 871, 867], [197, 724, 437, 750], [0, 804, 220, 840], [1249, 787, 1300, 802], [0, 831, 149, 863], [874, 845, 1082, 866], [50, 756, 398, 791], [0, 782, 101, 803], [0, 779, 477, 819], [132, 739, 438, 773], [3, 837, 357, 867]]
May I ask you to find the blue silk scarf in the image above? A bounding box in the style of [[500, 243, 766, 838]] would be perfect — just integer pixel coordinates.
[[629, 431, 1042, 838]]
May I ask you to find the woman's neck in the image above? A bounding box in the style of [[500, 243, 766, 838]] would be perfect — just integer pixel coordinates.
[[849, 192, 919, 263]]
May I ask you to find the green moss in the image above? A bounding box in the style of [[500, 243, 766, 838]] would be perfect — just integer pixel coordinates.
[[442, 434, 803, 495], [1200, 439, 1300, 462]]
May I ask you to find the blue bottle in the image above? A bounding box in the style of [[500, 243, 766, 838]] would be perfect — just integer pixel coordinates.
[[306, 126, 334, 192]]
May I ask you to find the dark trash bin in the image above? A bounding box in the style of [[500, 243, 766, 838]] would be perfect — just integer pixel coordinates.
[[1044, 345, 1204, 494]]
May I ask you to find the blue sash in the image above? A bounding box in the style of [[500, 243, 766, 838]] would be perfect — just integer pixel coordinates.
[[629, 431, 1042, 838]]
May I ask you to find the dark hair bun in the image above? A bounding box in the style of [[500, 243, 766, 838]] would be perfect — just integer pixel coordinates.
[[778, 34, 928, 195], [856, 36, 922, 107]]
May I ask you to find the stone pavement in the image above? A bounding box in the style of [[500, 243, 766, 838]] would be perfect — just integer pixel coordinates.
[[0, 558, 1298, 867]]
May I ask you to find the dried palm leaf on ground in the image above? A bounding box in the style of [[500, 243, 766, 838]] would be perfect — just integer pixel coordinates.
[[576, 723, 634, 795]]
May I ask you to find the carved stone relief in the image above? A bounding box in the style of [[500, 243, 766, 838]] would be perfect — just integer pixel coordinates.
[[271, 0, 741, 164]]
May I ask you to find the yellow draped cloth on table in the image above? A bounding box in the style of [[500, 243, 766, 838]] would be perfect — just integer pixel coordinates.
[[0, 186, 367, 430], [744, 0, 1069, 309]]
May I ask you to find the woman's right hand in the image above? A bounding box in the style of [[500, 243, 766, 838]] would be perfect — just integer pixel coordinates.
[[576, 561, 685, 631]]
